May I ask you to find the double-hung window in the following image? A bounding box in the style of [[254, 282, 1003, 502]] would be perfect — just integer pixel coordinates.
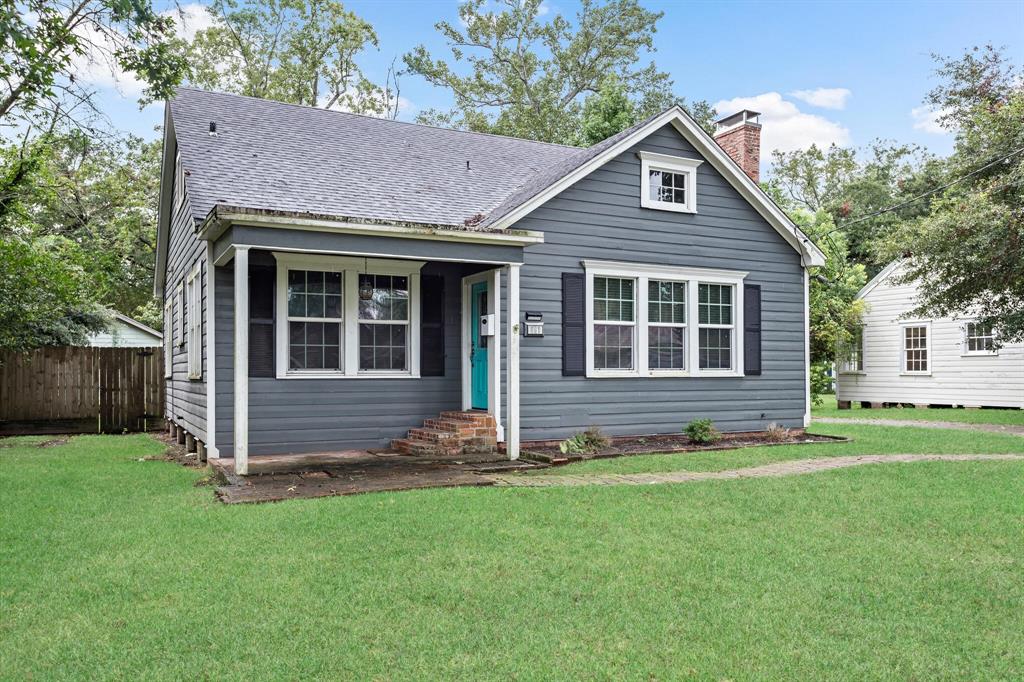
[[639, 152, 703, 213], [164, 298, 173, 378], [176, 282, 185, 347], [584, 261, 746, 378], [275, 254, 422, 378], [287, 270, 343, 372], [647, 280, 687, 370], [963, 321, 997, 355], [838, 327, 864, 373], [593, 276, 636, 371], [901, 323, 930, 374], [358, 274, 410, 372], [697, 283, 734, 371], [186, 264, 202, 379]]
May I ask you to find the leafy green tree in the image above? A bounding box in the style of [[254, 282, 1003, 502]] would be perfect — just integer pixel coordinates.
[[579, 74, 715, 146], [791, 209, 867, 402], [879, 45, 1024, 342], [766, 142, 935, 268], [404, 0, 712, 145], [1, 131, 161, 328], [188, 0, 396, 115], [0, 0, 188, 123], [0, 233, 110, 353]]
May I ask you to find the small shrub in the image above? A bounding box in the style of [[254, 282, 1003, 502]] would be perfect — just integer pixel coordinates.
[[764, 422, 791, 443], [684, 418, 721, 445], [559, 426, 611, 454]]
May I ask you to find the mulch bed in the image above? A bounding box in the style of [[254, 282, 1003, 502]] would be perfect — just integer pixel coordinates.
[[522, 431, 847, 464]]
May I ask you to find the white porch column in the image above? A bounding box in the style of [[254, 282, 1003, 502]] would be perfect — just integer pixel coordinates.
[[233, 246, 250, 475], [489, 268, 503, 442], [505, 263, 521, 460], [205, 241, 219, 458]]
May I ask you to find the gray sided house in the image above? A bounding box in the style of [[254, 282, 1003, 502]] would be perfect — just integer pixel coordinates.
[[156, 89, 825, 473]]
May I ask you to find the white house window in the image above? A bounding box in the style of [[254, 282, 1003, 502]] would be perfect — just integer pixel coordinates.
[[648, 279, 686, 370], [698, 283, 734, 370], [902, 324, 930, 374], [186, 264, 202, 379], [274, 254, 423, 379], [593, 276, 636, 371], [174, 152, 186, 208], [164, 299, 173, 378], [964, 321, 997, 355], [287, 270, 343, 372], [584, 261, 746, 378], [176, 282, 185, 347], [839, 327, 864, 373], [358, 274, 409, 372], [639, 151, 703, 213]]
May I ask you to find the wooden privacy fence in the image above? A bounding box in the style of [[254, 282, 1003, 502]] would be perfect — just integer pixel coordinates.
[[0, 347, 165, 435]]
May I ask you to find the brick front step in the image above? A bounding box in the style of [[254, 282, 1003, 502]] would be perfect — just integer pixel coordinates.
[[393, 410, 500, 458]]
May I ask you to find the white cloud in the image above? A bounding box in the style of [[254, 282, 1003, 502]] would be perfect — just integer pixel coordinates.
[[789, 87, 851, 110], [537, 1, 552, 15], [714, 92, 851, 155], [166, 3, 217, 42], [68, 4, 216, 98], [910, 106, 953, 135]]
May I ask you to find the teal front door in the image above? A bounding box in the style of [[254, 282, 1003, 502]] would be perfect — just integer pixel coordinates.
[[470, 281, 488, 409]]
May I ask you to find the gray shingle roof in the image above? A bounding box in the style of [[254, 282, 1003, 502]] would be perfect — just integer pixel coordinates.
[[169, 88, 589, 229]]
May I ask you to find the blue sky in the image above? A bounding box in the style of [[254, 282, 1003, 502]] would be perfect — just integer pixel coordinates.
[[97, 0, 1023, 158]]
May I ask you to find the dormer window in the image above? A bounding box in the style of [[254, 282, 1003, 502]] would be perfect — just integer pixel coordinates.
[[639, 152, 703, 214]]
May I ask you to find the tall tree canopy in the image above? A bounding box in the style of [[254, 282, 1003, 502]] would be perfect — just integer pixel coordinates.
[[878, 45, 1024, 342], [0, 0, 188, 127], [188, 0, 398, 116], [404, 0, 713, 145], [766, 142, 939, 268]]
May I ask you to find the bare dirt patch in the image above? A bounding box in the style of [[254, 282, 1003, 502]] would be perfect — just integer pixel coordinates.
[[522, 431, 845, 464]]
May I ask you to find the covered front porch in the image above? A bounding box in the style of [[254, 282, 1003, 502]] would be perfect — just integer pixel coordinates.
[[201, 207, 539, 475]]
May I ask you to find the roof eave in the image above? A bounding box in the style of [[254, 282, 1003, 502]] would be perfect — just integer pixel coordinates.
[[197, 205, 545, 247]]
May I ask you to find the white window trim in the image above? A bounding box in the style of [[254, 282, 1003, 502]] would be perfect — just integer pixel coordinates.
[[186, 264, 202, 380], [900, 320, 932, 376], [639, 151, 704, 214], [961, 320, 998, 357], [273, 253, 424, 379], [163, 298, 173, 378], [583, 260, 746, 378]]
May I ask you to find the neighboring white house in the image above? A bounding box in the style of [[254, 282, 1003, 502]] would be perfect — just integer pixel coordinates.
[[86, 314, 162, 348], [836, 261, 1024, 410]]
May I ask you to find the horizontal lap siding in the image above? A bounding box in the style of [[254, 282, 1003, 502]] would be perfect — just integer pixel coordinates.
[[165, 136, 208, 441], [513, 124, 807, 439], [836, 274, 1024, 408], [216, 258, 465, 455]]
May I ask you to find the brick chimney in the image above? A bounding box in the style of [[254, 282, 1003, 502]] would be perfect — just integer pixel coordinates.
[[713, 110, 762, 183]]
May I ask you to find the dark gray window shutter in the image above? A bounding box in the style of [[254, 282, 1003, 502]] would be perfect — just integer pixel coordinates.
[[420, 274, 445, 376], [744, 284, 762, 376], [562, 272, 585, 376], [249, 264, 275, 377]]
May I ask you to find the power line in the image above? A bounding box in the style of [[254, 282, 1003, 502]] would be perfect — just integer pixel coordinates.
[[818, 145, 1024, 238]]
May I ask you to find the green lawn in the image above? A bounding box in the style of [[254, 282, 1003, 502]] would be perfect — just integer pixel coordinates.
[[2, 431, 1023, 679], [527, 422, 1024, 477], [814, 394, 1024, 425]]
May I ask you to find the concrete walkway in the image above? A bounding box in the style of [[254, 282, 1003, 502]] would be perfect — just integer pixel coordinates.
[[491, 453, 1024, 488], [814, 417, 1024, 436]]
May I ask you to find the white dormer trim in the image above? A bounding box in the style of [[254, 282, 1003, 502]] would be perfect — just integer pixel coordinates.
[[638, 152, 704, 214]]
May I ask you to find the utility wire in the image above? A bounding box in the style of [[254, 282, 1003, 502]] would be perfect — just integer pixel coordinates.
[[817, 145, 1024, 238]]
